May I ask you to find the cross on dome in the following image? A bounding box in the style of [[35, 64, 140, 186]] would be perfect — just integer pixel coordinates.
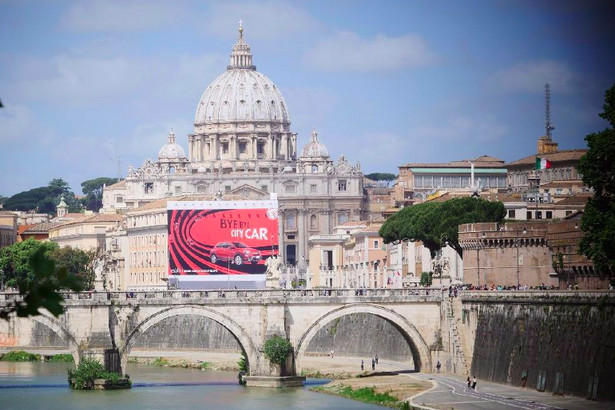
[[228, 21, 255, 70]]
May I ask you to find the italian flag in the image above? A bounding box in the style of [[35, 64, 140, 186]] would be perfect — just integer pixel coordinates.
[[536, 157, 552, 170]]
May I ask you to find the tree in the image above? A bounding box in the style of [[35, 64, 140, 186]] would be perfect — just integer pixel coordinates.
[[379, 197, 505, 258], [262, 335, 293, 366], [81, 177, 118, 211], [2, 179, 80, 214], [50, 247, 95, 291], [419, 272, 432, 287], [578, 83, 615, 275], [0, 239, 58, 289], [0, 243, 83, 320], [365, 172, 397, 182]]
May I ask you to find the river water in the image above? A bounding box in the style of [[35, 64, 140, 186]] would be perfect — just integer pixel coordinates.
[[0, 362, 385, 410]]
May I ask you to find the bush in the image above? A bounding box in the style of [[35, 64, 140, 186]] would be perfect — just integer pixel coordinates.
[[238, 352, 248, 373], [49, 354, 74, 362], [67, 358, 123, 390], [0, 350, 41, 362], [263, 335, 293, 366], [419, 271, 432, 287]]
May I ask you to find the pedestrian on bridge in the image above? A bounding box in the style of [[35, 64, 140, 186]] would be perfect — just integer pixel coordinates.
[[472, 376, 477, 390], [361, 360, 364, 371], [436, 360, 441, 373], [371, 358, 375, 371]]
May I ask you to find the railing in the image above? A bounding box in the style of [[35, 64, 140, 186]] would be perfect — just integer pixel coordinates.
[[0, 288, 444, 303]]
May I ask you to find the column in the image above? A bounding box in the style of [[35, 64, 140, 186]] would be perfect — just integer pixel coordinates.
[[278, 209, 285, 265], [188, 135, 194, 161], [298, 209, 306, 263]]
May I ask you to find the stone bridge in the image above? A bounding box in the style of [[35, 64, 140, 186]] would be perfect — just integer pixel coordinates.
[[0, 288, 453, 385]]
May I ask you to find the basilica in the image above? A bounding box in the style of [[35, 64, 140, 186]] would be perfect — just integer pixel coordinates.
[[102, 23, 364, 269]]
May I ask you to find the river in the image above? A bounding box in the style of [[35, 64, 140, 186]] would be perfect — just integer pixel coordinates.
[[0, 362, 386, 409]]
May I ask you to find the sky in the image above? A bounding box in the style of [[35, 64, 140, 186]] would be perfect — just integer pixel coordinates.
[[1, 0, 613, 197]]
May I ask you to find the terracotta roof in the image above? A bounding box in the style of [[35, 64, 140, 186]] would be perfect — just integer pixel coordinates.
[[105, 180, 126, 190], [553, 195, 591, 206], [17, 224, 34, 234], [507, 149, 587, 167], [541, 180, 586, 188], [23, 221, 62, 234]]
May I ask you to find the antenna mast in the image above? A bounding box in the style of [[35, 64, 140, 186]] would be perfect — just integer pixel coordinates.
[[545, 83, 555, 139]]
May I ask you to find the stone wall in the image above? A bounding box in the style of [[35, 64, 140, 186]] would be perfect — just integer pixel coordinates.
[[130, 315, 241, 351], [305, 313, 414, 364], [463, 293, 615, 401]]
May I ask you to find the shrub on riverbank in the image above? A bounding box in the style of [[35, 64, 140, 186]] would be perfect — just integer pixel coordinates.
[[49, 354, 74, 362], [0, 350, 41, 361], [313, 384, 408, 409], [263, 335, 293, 366], [67, 358, 126, 390]]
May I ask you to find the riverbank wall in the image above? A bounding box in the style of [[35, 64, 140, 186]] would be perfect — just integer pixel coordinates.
[[458, 291, 615, 401]]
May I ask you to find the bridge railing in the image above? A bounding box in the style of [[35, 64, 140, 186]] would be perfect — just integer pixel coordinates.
[[0, 288, 444, 303]]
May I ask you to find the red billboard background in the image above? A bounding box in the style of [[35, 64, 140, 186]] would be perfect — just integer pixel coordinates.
[[168, 203, 279, 276]]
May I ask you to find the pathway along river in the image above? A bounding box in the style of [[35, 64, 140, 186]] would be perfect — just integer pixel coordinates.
[[0, 361, 386, 410]]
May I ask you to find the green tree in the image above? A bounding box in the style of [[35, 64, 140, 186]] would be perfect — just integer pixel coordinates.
[[81, 177, 118, 211], [578, 83, 615, 275], [0, 245, 83, 320], [0, 239, 58, 289], [365, 172, 397, 182], [50, 247, 95, 291], [379, 197, 505, 258], [3, 179, 80, 214], [419, 272, 432, 287]]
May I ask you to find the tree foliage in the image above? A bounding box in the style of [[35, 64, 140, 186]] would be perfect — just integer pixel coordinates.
[[365, 172, 397, 182], [262, 335, 293, 366], [2, 178, 81, 214], [0, 239, 86, 320], [419, 272, 432, 287], [578, 83, 615, 275], [81, 177, 118, 211], [379, 197, 505, 258]]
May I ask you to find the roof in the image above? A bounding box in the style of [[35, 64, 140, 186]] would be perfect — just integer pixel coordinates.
[[127, 194, 249, 213], [22, 221, 62, 234], [105, 180, 126, 190], [409, 167, 506, 174], [401, 155, 506, 169], [507, 149, 587, 167], [0, 210, 17, 216], [52, 213, 125, 228], [553, 195, 591, 206], [541, 180, 586, 188]]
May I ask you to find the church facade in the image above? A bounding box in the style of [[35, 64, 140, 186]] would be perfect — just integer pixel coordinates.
[[102, 24, 363, 267]]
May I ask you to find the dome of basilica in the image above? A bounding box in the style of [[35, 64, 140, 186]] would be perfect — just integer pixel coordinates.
[[301, 129, 329, 158], [194, 24, 289, 126], [158, 129, 186, 160]]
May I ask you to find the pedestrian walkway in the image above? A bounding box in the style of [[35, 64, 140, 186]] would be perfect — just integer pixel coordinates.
[[408, 373, 614, 410]]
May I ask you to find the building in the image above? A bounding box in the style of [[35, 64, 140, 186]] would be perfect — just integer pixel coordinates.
[[0, 211, 17, 249], [394, 155, 507, 206], [102, 24, 363, 267], [48, 213, 125, 251]]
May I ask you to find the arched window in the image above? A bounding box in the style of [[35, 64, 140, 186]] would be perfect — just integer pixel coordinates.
[[338, 211, 348, 224]]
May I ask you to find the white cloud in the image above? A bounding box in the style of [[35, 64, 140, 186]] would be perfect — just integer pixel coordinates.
[[204, 1, 319, 41], [63, 0, 188, 32], [487, 60, 577, 94], [304, 31, 437, 72]]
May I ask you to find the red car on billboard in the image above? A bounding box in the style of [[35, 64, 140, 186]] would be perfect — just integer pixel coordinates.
[[210, 242, 262, 266]]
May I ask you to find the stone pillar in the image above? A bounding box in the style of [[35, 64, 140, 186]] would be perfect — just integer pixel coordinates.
[[298, 209, 306, 263], [188, 135, 194, 161]]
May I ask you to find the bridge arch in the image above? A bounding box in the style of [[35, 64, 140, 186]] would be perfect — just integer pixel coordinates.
[[120, 305, 258, 372], [30, 313, 81, 365], [295, 303, 431, 372]]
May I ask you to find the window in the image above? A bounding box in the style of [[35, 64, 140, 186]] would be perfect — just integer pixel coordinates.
[[312, 165, 318, 172], [144, 182, 154, 194], [546, 211, 553, 219], [508, 210, 516, 218], [169, 166, 175, 174], [239, 142, 247, 154], [339, 211, 348, 224], [536, 211, 542, 219], [338, 179, 347, 191], [565, 211, 572, 216], [285, 184, 296, 193], [527, 211, 532, 220], [261, 185, 268, 192], [374, 240, 379, 249], [175, 186, 181, 194], [257, 142, 265, 154], [310, 214, 318, 230], [225, 185, 231, 192], [116, 196, 123, 203], [310, 184, 317, 193], [285, 212, 296, 230], [222, 142, 229, 154]]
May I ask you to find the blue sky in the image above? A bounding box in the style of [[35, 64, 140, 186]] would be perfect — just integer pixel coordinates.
[[1, 0, 613, 197]]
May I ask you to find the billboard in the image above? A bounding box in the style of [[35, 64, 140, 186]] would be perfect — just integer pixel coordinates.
[[167, 199, 279, 289]]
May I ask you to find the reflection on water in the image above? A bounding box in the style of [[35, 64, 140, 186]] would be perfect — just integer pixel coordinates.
[[0, 362, 383, 410]]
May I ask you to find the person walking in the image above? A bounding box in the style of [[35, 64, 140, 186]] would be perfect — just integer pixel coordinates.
[[371, 358, 375, 371], [436, 360, 441, 373], [471, 376, 477, 390], [375, 354, 378, 365], [467, 376, 471, 388], [361, 360, 364, 371]]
